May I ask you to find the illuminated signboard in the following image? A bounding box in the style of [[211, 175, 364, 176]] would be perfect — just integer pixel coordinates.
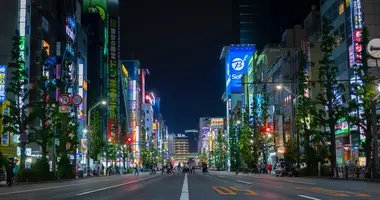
[[0, 65, 6, 102], [43, 41, 50, 55], [301, 41, 310, 97], [227, 45, 255, 93], [83, 80, 88, 91], [78, 64, 84, 86], [153, 123, 157, 130], [350, 0, 363, 67], [108, 16, 118, 120], [83, 0, 107, 20], [122, 64, 128, 77], [350, 0, 365, 143], [145, 92, 153, 105], [335, 117, 349, 135], [1, 101, 10, 146]]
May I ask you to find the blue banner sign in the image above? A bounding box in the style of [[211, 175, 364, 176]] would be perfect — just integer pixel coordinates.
[[226, 45, 255, 93]]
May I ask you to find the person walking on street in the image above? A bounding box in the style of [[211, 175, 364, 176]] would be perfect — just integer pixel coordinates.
[[6, 158, 15, 186], [134, 163, 139, 175], [268, 163, 273, 174]]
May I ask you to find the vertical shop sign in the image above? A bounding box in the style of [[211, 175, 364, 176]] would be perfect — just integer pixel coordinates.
[[0, 65, 6, 102], [350, 0, 365, 143], [108, 17, 118, 120]]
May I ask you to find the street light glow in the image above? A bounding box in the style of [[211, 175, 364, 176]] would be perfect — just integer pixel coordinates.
[[237, 120, 241, 124], [83, 129, 88, 133], [101, 100, 107, 105], [276, 85, 282, 90]]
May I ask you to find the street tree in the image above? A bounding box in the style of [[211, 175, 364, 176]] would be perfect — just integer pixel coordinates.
[[260, 84, 270, 163], [312, 17, 347, 176], [89, 109, 104, 161], [214, 129, 228, 169], [295, 49, 320, 172], [239, 106, 254, 167], [251, 95, 264, 165], [348, 27, 377, 176], [28, 47, 57, 164], [228, 118, 238, 170], [3, 31, 31, 170]]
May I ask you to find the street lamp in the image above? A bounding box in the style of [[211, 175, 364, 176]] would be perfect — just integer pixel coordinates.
[[87, 100, 107, 171], [237, 120, 241, 125]]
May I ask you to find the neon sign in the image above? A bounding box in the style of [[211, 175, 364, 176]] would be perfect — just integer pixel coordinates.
[[0, 65, 6, 102], [66, 25, 75, 41]]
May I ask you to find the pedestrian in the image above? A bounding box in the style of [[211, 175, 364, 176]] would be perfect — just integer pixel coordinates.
[[268, 163, 273, 174], [6, 158, 15, 186], [134, 163, 139, 175]]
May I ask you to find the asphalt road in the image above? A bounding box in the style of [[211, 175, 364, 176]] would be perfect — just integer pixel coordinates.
[[0, 170, 378, 200]]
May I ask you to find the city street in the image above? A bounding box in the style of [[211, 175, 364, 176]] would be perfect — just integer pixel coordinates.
[[0, 170, 378, 200]]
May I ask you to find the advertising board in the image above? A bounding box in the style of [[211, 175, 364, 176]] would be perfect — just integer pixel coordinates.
[[226, 45, 255, 93]]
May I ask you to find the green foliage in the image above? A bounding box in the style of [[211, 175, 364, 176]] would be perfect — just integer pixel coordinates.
[[89, 109, 104, 160], [2, 31, 31, 170], [214, 129, 228, 168], [28, 47, 58, 160], [284, 139, 298, 163], [238, 106, 254, 167], [251, 96, 264, 165], [198, 150, 208, 163], [228, 118, 238, 170], [312, 17, 346, 174], [20, 158, 55, 182], [348, 27, 375, 172], [57, 154, 75, 179]]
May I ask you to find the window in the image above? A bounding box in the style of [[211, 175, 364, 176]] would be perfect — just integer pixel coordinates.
[[346, 0, 350, 7], [339, 0, 344, 15]]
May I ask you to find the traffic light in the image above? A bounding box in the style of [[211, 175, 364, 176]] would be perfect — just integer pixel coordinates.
[[127, 137, 132, 143], [266, 127, 270, 132]]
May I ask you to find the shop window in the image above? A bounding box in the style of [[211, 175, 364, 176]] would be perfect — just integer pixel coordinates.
[[339, 0, 344, 15]]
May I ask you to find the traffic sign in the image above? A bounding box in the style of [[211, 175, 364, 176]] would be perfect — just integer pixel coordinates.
[[71, 94, 83, 106], [59, 106, 71, 113], [59, 94, 70, 106]]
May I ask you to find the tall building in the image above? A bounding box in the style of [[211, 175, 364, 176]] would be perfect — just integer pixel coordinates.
[[320, 0, 380, 166], [233, 0, 258, 44]]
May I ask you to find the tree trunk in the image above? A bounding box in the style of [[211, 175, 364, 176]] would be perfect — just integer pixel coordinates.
[[330, 122, 337, 177]]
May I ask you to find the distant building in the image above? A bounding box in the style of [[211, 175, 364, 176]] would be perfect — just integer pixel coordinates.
[[184, 129, 198, 153], [174, 134, 189, 154]]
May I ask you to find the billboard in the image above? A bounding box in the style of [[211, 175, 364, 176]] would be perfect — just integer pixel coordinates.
[[226, 45, 256, 93], [108, 16, 118, 120]]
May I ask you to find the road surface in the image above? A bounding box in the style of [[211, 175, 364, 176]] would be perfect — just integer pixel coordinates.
[[0, 171, 378, 199]]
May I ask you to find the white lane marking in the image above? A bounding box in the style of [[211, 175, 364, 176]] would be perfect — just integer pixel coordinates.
[[298, 195, 321, 200], [286, 180, 316, 185], [0, 176, 131, 196], [236, 180, 252, 185], [76, 176, 157, 196], [179, 173, 189, 200]]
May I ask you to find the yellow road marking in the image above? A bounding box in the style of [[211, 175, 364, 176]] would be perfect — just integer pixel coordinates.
[[335, 190, 370, 197], [295, 187, 348, 197], [230, 186, 258, 196], [212, 186, 237, 195]]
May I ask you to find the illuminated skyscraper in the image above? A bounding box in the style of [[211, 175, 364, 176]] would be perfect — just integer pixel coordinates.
[[233, 0, 257, 44]]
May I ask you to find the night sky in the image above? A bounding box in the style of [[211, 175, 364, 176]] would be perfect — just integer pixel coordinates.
[[120, 0, 319, 133]]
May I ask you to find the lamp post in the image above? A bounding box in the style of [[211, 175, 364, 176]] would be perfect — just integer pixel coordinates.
[[87, 100, 107, 172]]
